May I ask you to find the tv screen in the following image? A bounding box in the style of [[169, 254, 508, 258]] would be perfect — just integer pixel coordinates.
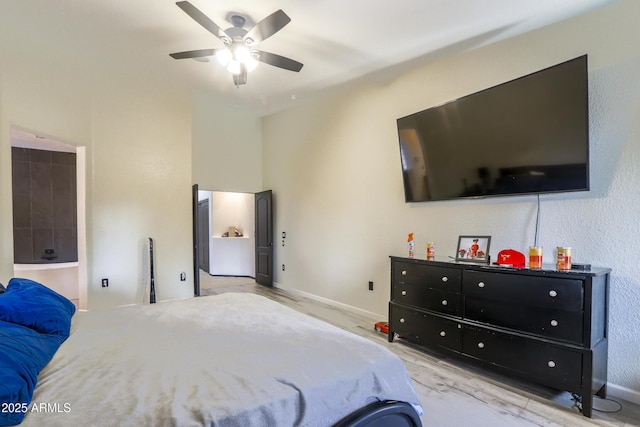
[[397, 55, 589, 202]]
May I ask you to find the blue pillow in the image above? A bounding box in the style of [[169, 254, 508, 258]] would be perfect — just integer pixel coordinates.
[[0, 320, 65, 426], [0, 278, 76, 338]]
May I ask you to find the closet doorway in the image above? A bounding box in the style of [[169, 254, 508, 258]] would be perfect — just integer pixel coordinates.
[[192, 187, 273, 296], [10, 127, 87, 309]]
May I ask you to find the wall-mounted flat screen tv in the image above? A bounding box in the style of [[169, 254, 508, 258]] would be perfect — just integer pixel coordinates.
[[397, 55, 589, 202]]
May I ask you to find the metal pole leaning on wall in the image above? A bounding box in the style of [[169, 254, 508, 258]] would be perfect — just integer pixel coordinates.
[[149, 237, 156, 304]]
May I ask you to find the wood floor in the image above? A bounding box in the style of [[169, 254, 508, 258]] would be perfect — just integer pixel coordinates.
[[199, 273, 640, 427]]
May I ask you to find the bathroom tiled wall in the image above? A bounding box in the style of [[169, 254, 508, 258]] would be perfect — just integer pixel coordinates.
[[12, 147, 77, 263]]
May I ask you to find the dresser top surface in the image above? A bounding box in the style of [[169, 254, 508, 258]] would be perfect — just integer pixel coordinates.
[[390, 255, 611, 277]]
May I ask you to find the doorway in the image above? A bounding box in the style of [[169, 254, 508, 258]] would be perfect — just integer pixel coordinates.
[[192, 187, 273, 296], [10, 127, 87, 309]]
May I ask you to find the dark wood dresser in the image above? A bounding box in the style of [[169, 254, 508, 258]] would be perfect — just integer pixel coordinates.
[[388, 256, 610, 417]]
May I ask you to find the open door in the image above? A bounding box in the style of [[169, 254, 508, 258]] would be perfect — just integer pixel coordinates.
[[254, 190, 273, 286], [192, 184, 201, 296], [197, 199, 210, 272]]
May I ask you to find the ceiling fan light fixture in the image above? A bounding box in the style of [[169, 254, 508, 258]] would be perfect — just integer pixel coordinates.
[[227, 59, 242, 75], [233, 70, 247, 86], [218, 48, 257, 75], [234, 45, 251, 62], [233, 45, 258, 72], [216, 48, 232, 66], [244, 56, 259, 72]]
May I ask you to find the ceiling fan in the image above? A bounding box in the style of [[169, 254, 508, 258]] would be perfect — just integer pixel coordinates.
[[170, 1, 303, 87]]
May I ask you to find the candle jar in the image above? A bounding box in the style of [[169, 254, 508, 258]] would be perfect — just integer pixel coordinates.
[[529, 246, 543, 269]]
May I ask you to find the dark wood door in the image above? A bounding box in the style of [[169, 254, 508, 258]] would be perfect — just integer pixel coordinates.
[[191, 184, 200, 297], [197, 199, 210, 273], [255, 190, 273, 286]]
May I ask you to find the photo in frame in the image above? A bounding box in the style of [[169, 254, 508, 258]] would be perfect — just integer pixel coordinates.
[[456, 235, 491, 264]]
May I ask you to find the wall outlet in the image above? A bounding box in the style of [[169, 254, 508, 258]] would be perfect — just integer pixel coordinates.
[[282, 264, 285, 271], [180, 272, 186, 281], [101, 278, 109, 288], [368, 281, 374, 291]]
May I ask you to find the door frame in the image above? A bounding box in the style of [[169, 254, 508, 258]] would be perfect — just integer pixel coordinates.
[[10, 128, 88, 310], [192, 186, 273, 293]]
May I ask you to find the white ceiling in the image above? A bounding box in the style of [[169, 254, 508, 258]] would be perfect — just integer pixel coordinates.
[[0, 0, 616, 116]]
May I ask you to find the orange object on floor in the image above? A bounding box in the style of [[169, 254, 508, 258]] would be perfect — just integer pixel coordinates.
[[374, 322, 389, 334]]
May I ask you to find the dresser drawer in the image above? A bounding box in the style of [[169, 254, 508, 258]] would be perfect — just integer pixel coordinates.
[[393, 261, 461, 293], [393, 283, 461, 317], [463, 270, 584, 311], [465, 297, 583, 344], [390, 303, 462, 352], [463, 326, 582, 391]]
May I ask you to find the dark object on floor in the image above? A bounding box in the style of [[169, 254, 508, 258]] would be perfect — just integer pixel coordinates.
[[333, 400, 422, 427]]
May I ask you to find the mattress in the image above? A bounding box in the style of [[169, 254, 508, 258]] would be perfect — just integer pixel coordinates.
[[20, 293, 422, 426]]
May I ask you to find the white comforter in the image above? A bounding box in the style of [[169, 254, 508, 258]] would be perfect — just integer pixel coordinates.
[[22, 293, 421, 426]]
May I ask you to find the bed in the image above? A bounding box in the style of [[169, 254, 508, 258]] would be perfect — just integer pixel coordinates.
[[1, 278, 422, 426]]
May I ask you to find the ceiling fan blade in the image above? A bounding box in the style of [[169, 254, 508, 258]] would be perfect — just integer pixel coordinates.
[[176, 1, 229, 42], [245, 10, 291, 44], [255, 50, 303, 72], [169, 48, 216, 59]]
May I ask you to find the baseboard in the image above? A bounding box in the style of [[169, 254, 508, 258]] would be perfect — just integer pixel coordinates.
[[208, 274, 255, 279], [273, 282, 384, 321], [607, 383, 640, 406]]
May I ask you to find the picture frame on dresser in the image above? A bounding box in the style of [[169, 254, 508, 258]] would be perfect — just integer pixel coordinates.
[[455, 235, 491, 264]]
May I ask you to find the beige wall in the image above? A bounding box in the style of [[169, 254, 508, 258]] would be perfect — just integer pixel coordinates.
[[13, 264, 79, 305], [191, 92, 262, 193], [262, 0, 640, 401], [0, 56, 193, 309]]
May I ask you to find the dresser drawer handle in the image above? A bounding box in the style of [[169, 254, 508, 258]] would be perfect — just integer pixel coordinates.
[[440, 331, 446, 337], [478, 282, 485, 288], [549, 290, 557, 297], [400, 318, 405, 323], [401, 270, 407, 276], [441, 276, 448, 282], [548, 360, 556, 368], [550, 320, 558, 327], [477, 342, 485, 349], [401, 290, 407, 296], [441, 300, 448, 306]]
